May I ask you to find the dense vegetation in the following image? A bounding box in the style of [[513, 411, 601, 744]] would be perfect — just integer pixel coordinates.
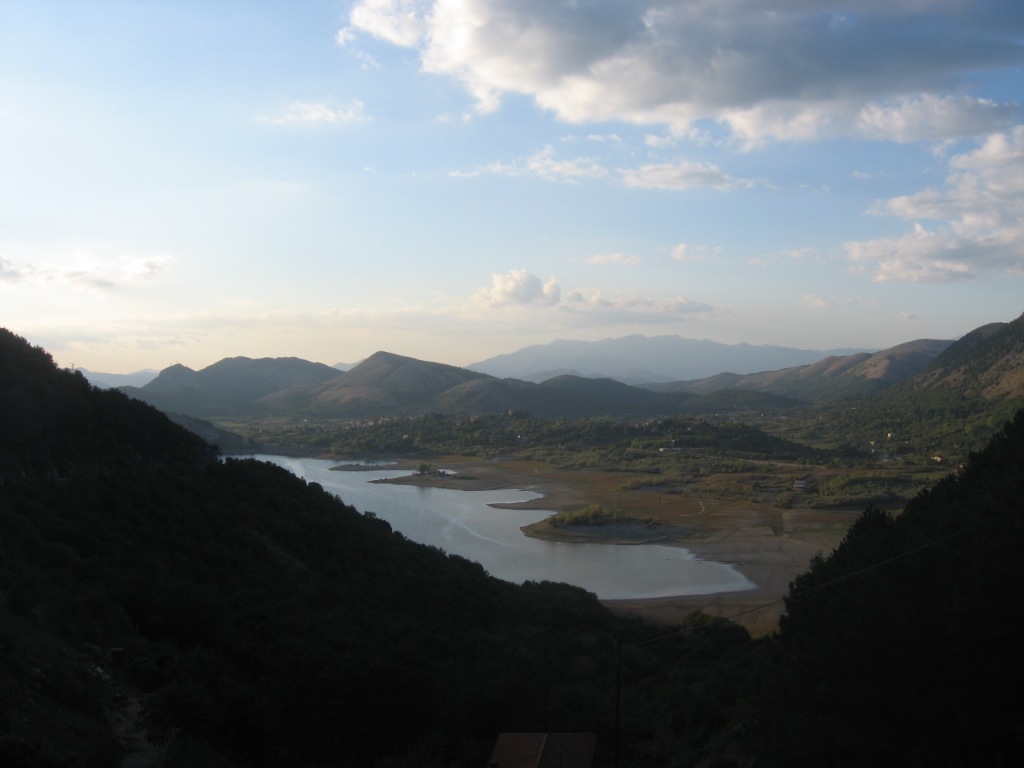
[[4, 326, 1024, 766], [238, 412, 819, 469], [753, 408, 1024, 766], [0, 329, 752, 766]]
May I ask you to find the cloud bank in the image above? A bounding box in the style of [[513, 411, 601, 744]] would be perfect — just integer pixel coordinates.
[[847, 127, 1024, 281], [343, 0, 1024, 143]]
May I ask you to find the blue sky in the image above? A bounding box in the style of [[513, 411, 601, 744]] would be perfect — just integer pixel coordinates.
[[2, 1, 1023, 373]]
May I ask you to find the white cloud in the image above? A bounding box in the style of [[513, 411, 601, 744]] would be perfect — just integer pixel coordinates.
[[562, 290, 712, 322], [671, 243, 718, 261], [0, 253, 173, 290], [474, 269, 561, 308], [345, 0, 1024, 144], [897, 312, 918, 321], [802, 294, 830, 309], [471, 268, 711, 324], [526, 146, 606, 180], [1, 256, 29, 282], [586, 252, 640, 266], [453, 147, 752, 190], [349, 0, 427, 47], [856, 94, 1022, 143], [622, 161, 755, 191], [263, 101, 366, 125], [644, 134, 676, 149], [846, 126, 1024, 281], [335, 27, 356, 46], [453, 145, 606, 181]]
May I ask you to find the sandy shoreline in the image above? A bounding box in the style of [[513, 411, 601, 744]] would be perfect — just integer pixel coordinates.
[[338, 456, 853, 637]]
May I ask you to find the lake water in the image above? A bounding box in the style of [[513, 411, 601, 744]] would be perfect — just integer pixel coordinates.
[[245, 455, 755, 600]]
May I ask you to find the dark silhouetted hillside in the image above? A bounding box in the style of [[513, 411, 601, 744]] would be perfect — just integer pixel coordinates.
[[0, 329, 214, 481], [751, 407, 1024, 766], [5, 327, 736, 767]]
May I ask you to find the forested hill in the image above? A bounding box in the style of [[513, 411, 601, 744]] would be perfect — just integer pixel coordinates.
[[0, 329, 214, 481], [5, 325, 1024, 766], [751, 407, 1024, 766], [908, 310, 1024, 398], [0, 327, 747, 767]]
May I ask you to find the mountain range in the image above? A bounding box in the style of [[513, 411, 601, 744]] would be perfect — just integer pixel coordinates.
[[651, 338, 955, 402], [467, 334, 869, 384], [118, 313, 1024, 423]]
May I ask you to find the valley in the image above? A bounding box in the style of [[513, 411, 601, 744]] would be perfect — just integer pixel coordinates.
[[5, 315, 1024, 766]]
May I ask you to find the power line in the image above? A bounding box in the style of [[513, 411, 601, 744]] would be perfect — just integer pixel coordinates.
[[625, 506, 1016, 648]]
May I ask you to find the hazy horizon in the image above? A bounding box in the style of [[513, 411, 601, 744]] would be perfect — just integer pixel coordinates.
[[3, 2, 1022, 374]]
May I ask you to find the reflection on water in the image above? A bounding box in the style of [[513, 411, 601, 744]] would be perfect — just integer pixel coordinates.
[[245, 455, 755, 600]]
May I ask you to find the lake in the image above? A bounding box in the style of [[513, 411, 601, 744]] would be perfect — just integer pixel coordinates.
[[245, 454, 755, 600]]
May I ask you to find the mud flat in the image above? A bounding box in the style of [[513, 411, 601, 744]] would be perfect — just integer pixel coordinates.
[[358, 455, 857, 636]]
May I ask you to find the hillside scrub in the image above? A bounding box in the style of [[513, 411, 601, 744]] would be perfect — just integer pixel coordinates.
[[546, 504, 636, 527], [5, 326, 1024, 766]]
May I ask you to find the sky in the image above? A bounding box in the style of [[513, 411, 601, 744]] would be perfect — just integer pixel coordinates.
[[2, 1, 1023, 374]]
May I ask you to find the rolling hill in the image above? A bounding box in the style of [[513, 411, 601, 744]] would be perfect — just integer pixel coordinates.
[[135, 350, 803, 423], [122, 355, 342, 417], [110, 315, 1024, 427]]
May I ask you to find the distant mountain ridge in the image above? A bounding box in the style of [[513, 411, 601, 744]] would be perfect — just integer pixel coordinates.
[[468, 334, 870, 384], [117, 316, 1024, 423], [654, 338, 954, 402], [79, 368, 159, 389]]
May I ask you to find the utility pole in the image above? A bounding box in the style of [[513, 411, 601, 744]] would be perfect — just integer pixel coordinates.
[[614, 638, 622, 768]]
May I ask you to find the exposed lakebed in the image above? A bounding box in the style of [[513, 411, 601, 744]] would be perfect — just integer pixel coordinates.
[[247, 454, 755, 600]]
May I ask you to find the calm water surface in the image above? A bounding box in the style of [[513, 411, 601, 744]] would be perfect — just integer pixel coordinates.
[[247, 455, 754, 600]]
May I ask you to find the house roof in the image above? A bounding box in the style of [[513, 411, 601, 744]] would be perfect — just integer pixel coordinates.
[[487, 732, 596, 768]]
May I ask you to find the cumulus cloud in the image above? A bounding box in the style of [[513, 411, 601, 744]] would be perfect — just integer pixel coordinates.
[[472, 268, 712, 326], [846, 126, 1024, 281], [349, 0, 426, 47], [474, 269, 561, 308], [344, 0, 1024, 143], [263, 101, 366, 124]]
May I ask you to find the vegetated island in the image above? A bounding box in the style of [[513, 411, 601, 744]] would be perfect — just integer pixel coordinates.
[[344, 453, 848, 637]]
